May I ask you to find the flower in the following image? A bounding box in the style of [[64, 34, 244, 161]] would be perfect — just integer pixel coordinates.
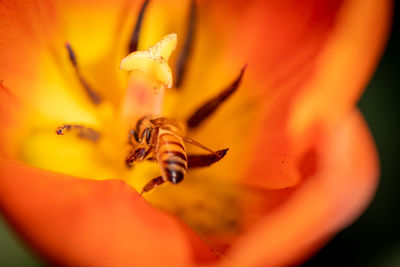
[[0, 0, 392, 266]]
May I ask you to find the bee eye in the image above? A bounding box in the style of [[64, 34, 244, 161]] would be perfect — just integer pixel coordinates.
[[129, 129, 139, 143], [141, 128, 150, 142], [146, 128, 153, 144]]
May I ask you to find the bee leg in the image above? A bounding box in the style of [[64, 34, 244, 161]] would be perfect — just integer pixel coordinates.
[[186, 66, 246, 128], [187, 148, 228, 168], [141, 176, 166, 194], [125, 146, 154, 168]]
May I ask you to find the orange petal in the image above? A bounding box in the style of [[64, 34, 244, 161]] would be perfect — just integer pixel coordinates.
[[289, 0, 392, 138], [0, 0, 388, 265], [222, 110, 379, 267], [0, 0, 103, 124], [0, 0, 56, 99], [177, 0, 390, 189], [0, 156, 217, 266]]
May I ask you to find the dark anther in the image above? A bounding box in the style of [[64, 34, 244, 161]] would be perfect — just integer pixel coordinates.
[[186, 66, 247, 128], [128, 0, 150, 53], [55, 124, 72, 135], [78, 76, 102, 105], [65, 43, 77, 67], [65, 43, 102, 105], [55, 124, 100, 142], [175, 0, 196, 88], [187, 148, 229, 168]]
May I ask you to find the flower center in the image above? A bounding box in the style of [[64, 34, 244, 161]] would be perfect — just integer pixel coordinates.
[[56, 30, 236, 192]]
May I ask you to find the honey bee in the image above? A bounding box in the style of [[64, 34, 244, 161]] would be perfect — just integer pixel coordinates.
[[60, 41, 244, 193], [126, 116, 228, 193]]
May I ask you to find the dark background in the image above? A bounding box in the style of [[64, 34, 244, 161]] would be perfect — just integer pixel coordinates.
[[0, 4, 398, 267]]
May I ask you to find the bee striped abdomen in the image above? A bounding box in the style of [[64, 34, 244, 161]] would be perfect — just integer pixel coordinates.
[[157, 129, 187, 184]]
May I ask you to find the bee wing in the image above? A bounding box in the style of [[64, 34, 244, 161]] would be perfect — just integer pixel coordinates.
[[150, 117, 184, 135]]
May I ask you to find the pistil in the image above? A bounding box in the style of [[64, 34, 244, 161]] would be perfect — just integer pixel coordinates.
[[120, 33, 178, 119]]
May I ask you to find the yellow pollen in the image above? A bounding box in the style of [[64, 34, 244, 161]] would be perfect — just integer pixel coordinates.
[[120, 33, 177, 89]]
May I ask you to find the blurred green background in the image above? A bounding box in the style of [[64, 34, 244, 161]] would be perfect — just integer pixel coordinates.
[[0, 4, 398, 267]]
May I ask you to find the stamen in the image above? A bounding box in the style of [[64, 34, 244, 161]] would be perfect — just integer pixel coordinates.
[[55, 124, 100, 142], [175, 0, 196, 88], [65, 43, 102, 105], [65, 43, 77, 67], [186, 65, 247, 128], [128, 0, 151, 53]]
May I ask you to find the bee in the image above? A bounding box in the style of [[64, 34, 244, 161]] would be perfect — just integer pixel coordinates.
[[126, 116, 228, 193]]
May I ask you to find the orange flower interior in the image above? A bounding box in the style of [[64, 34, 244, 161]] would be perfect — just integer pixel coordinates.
[[12, 0, 289, 252], [0, 0, 388, 262]]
